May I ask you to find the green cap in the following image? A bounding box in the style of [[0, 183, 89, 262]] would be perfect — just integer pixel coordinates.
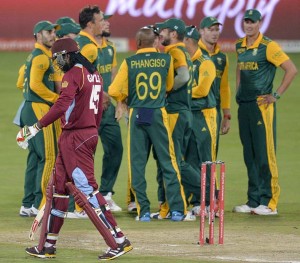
[[56, 16, 77, 25], [160, 18, 186, 34], [185, 26, 200, 41], [56, 23, 81, 37], [200, 17, 222, 29], [33, 20, 60, 35], [104, 14, 113, 20], [155, 22, 164, 32], [243, 9, 262, 22]]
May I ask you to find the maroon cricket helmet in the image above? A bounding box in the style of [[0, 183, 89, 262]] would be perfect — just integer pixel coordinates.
[[51, 38, 79, 58]]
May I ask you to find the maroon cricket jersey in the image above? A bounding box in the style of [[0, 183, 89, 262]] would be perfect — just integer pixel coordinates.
[[39, 64, 103, 129]]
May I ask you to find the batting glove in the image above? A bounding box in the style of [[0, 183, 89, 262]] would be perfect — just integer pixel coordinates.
[[16, 123, 41, 149]]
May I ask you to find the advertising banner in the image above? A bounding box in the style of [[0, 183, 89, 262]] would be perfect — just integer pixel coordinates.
[[0, 0, 299, 51]]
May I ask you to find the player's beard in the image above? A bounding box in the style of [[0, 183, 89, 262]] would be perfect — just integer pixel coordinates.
[[101, 31, 111, 37], [55, 54, 72, 73], [161, 38, 170, 46]]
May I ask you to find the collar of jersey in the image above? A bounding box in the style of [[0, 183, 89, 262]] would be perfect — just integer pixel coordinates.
[[136, 47, 158, 54], [198, 39, 220, 55], [164, 42, 185, 53], [241, 32, 263, 49], [191, 48, 202, 61], [79, 31, 101, 48], [35, 43, 52, 57], [101, 37, 108, 48]]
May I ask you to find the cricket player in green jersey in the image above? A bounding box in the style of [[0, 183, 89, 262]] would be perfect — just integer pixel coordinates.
[[184, 25, 217, 214], [19, 21, 60, 216], [198, 17, 231, 151], [109, 27, 188, 222], [233, 9, 297, 215], [149, 18, 200, 220], [95, 15, 123, 212]]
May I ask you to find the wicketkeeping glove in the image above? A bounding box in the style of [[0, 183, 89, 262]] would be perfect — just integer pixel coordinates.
[[16, 123, 41, 149]]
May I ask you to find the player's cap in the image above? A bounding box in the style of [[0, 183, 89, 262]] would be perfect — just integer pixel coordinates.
[[200, 17, 222, 29], [51, 38, 79, 58], [154, 22, 164, 32], [160, 18, 186, 34], [33, 21, 60, 35], [104, 14, 113, 20], [243, 9, 262, 22], [56, 23, 81, 38], [56, 16, 77, 25], [185, 25, 200, 41]]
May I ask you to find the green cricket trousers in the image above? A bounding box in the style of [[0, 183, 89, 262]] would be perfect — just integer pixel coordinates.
[[238, 99, 280, 210]]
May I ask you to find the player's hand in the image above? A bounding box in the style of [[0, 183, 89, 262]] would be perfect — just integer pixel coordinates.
[[257, 94, 276, 108], [102, 92, 111, 111], [220, 118, 230, 135], [115, 101, 125, 122], [16, 124, 41, 149]]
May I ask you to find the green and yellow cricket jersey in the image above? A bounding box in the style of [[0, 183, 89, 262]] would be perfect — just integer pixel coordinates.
[[190, 48, 216, 110], [23, 43, 58, 105], [75, 31, 100, 68], [236, 33, 289, 103], [98, 38, 117, 92], [199, 40, 230, 110], [164, 43, 193, 113], [108, 47, 174, 108], [21, 43, 59, 210]]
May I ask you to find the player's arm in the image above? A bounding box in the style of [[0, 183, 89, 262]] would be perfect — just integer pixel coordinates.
[[236, 65, 240, 93], [220, 55, 231, 110], [277, 60, 298, 96], [170, 48, 189, 91], [17, 69, 80, 149], [166, 56, 174, 92], [16, 64, 25, 90], [258, 42, 298, 106], [30, 54, 59, 103], [52, 60, 64, 94], [111, 45, 118, 81], [267, 42, 298, 96], [192, 60, 216, 98], [108, 60, 129, 102], [220, 55, 231, 135]]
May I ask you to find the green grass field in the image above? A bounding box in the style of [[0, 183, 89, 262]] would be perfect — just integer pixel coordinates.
[[0, 51, 300, 263]]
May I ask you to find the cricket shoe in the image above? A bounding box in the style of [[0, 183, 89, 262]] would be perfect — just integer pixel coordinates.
[[25, 245, 56, 258], [191, 206, 208, 217], [150, 211, 171, 220], [252, 205, 278, 215], [104, 192, 122, 212], [232, 204, 254, 213], [30, 206, 39, 217], [19, 206, 32, 217], [98, 238, 133, 261], [19, 206, 38, 217], [171, 211, 185, 221], [127, 202, 137, 212], [183, 211, 196, 221], [135, 212, 151, 222], [66, 210, 88, 219]]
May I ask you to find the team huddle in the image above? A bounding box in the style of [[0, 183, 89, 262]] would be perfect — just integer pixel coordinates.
[[15, 4, 297, 261]]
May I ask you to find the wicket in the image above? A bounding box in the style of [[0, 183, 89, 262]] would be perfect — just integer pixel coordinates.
[[199, 161, 225, 245]]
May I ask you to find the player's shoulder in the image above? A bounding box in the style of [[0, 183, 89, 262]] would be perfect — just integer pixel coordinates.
[[235, 37, 244, 46], [261, 35, 273, 46], [198, 53, 211, 62]]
